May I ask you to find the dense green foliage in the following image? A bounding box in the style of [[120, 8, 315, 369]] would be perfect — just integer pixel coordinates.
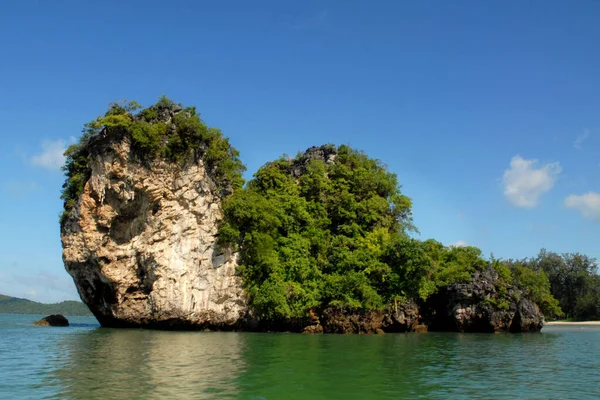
[[0, 294, 92, 316], [220, 145, 411, 319], [219, 145, 559, 322], [61, 96, 245, 226], [483, 259, 562, 317], [505, 250, 599, 320]]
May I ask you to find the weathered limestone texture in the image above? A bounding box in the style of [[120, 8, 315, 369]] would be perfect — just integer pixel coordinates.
[[61, 135, 246, 329]]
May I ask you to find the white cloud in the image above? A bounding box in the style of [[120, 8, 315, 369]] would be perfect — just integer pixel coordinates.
[[453, 240, 469, 247], [574, 129, 591, 150], [0, 270, 79, 303], [502, 155, 561, 208], [30, 140, 67, 171], [565, 192, 600, 222]]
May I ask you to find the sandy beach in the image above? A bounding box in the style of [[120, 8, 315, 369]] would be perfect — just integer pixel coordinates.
[[545, 321, 600, 326]]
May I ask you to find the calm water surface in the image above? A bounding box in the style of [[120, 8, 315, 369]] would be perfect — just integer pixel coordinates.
[[0, 314, 598, 399]]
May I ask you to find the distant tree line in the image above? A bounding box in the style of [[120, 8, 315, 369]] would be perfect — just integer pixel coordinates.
[[0, 295, 92, 316], [503, 250, 599, 321]]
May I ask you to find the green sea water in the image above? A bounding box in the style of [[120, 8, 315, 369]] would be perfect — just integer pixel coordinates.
[[1, 314, 599, 399]]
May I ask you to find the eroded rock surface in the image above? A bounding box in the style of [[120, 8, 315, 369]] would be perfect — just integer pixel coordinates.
[[424, 268, 544, 333], [298, 301, 423, 334], [61, 135, 247, 329]]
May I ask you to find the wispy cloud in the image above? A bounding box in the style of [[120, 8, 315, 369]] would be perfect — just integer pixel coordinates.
[[574, 129, 591, 150], [20, 272, 76, 294], [565, 192, 600, 222], [2, 181, 38, 198], [453, 240, 469, 247], [502, 155, 561, 208], [30, 140, 67, 171], [0, 271, 79, 303], [526, 222, 558, 232]]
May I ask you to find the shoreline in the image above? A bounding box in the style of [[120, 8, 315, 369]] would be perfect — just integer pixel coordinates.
[[545, 321, 600, 326]]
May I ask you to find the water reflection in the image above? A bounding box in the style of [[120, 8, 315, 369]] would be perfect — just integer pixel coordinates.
[[235, 334, 420, 399], [414, 333, 564, 399], [50, 329, 245, 399], [231, 333, 565, 400], [44, 326, 600, 400]]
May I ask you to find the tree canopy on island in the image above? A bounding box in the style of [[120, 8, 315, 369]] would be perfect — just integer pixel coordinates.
[[218, 145, 562, 321], [504, 250, 599, 321]]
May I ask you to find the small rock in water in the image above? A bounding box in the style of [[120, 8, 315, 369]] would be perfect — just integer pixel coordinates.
[[33, 314, 69, 327]]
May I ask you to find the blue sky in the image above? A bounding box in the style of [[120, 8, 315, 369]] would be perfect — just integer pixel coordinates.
[[1, 1, 598, 303]]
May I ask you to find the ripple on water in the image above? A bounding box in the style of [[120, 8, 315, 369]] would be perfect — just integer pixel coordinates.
[[1, 316, 599, 399]]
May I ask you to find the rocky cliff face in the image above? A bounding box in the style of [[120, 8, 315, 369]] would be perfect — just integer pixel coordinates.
[[61, 134, 247, 329], [423, 268, 544, 333]]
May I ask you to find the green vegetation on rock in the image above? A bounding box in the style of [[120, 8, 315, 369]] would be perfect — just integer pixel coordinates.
[[0, 294, 92, 316], [61, 98, 581, 325], [218, 144, 561, 323], [504, 250, 599, 320], [61, 96, 245, 227], [219, 145, 414, 319]]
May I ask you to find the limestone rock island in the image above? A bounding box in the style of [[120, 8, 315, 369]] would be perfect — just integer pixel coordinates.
[[61, 98, 557, 332], [61, 98, 247, 329]]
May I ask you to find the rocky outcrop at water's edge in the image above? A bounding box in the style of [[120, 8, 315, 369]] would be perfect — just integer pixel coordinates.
[[422, 268, 544, 333], [291, 267, 545, 333], [61, 132, 248, 329], [33, 314, 70, 327]]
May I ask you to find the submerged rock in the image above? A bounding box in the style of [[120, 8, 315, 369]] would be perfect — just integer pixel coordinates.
[[61, 128, 247, 330], [33, 314, 69, 327]]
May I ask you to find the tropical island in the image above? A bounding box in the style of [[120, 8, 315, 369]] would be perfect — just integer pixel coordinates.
[[59, 97, 599, 333]]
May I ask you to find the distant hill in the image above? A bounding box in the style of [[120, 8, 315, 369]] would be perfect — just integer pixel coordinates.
[[0, 294, 93, 316]]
